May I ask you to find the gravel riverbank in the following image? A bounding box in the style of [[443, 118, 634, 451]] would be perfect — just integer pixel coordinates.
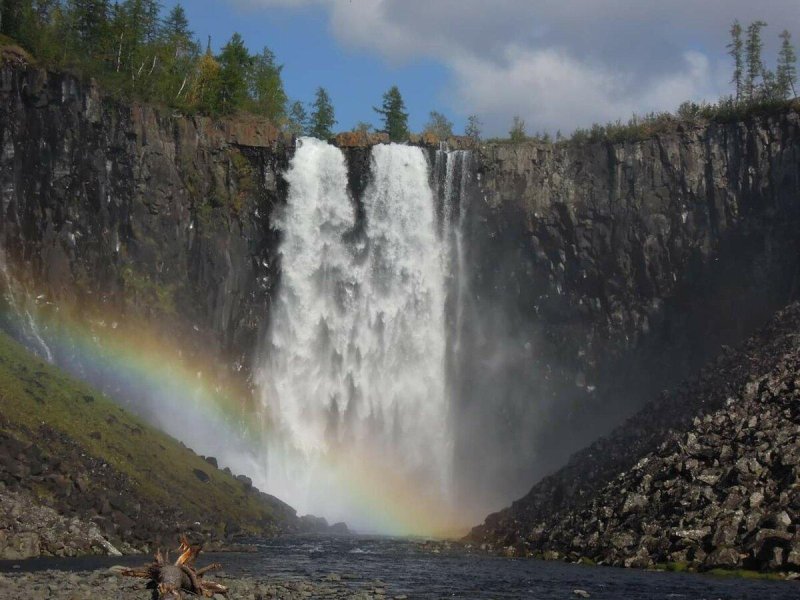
[[0, 568, 403, 599]]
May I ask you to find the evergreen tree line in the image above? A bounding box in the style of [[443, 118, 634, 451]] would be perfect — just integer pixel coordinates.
[[728, 20, 796, 103], [502, 19, 798, 144], [0, 0, 288, 118], [0, 2, 479, 140], [289, 85, 483, 142]]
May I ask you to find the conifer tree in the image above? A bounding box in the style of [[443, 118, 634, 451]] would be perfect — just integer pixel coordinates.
[[249, 48, 287, 121], [0, 0, 45, 52], [286, 100, 308, 137], [745, 20, 768, 101], [21, 0, 61, 60], [777, 29, 797, 99], [509, 115, 526, 142], [67, 0, 111, 54], [217, 32, 251, 114], [157, 4, 197, 104], [162, 4, 191, 47], [1, 0, 26, 39], [374, 85, 409, 142], [728, 20, 744, 101], [142, 0, 160, 44], [33, 0, 60, 21], [308, 87, 336, 139], [761, 68, 780, 100], [124, 0, 160, 44]]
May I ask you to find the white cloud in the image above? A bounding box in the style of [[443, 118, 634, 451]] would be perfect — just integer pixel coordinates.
[[451, 47, 724, 135], [238, 0, 800, 134]]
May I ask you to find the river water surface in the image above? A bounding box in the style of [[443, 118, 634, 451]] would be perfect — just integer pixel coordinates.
[[1, 535, 798, 599]]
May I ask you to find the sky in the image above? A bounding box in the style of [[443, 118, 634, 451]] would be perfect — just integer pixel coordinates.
[[164, 0, 800, 137]]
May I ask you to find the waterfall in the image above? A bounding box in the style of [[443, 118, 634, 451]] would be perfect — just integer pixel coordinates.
[[260, 138, 467, 533], [433, 148, 472, 387], [0, 249, 54, 362]]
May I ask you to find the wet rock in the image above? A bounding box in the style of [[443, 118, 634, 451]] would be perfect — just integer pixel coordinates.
[[704, 547, 741, 569], [111, 511, 135, 533], [621, 493, 647, 515], [623, 547, 652, 569], [299, 514, 329, 532], [330, 522, 350, 534], [193, 469, 210, 483], [711, 521, 739, 548], [609, 531, 635, 550]]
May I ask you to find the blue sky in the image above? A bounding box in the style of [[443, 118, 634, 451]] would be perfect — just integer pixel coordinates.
[[164, 1, 800, 137], [163, 0, 461, 134]]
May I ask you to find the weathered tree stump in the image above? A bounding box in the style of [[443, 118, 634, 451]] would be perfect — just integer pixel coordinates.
[[120, 536, 228, 598]]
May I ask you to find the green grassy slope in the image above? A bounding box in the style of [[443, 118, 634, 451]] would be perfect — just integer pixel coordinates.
[[0, 330, 294, 546]]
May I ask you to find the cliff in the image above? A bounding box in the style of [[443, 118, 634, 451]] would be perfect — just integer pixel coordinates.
[[457, 111, 800, 510], [0, 64, 291, 398]]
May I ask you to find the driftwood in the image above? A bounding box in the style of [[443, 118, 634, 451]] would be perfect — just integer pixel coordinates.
[[120, 537, 228, 598]]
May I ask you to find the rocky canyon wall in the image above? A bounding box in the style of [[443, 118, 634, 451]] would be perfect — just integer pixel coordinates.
[[0, 65, 291, 402], [460, 111, 800, 511]]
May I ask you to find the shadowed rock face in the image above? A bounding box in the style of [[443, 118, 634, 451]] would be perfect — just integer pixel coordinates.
[[0, 65, 291, 389], [454, 113, 800, 511]]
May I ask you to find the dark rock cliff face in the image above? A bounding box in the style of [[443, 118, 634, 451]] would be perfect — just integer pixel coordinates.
[[0, 65, 291, 396], [462, 113, 800, 538], [456, 113, 800, 513]]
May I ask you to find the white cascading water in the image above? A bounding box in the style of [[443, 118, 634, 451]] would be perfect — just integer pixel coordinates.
[[260, 138, 453, 532], [434, 148, 472, 367], [0, 248, 54, 362]]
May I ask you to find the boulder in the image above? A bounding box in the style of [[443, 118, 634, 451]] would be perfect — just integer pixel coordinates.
[[704, 546, 741, 569], [329, 522, 349, 534], [192, 468, 210, 483], [623, 547, 652, 569], [711, 521, 739, 547]]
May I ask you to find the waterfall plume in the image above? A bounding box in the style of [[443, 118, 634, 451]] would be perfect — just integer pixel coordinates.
[[259, 138, 466, 533]]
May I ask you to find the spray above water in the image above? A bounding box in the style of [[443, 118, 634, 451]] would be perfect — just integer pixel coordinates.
[[260, 138, 463, 534]]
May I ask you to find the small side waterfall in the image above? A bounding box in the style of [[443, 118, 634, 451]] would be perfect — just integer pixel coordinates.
[[434, 148, 472, 370], [0, 249, 54, 362], [260, 138, 471, 533]]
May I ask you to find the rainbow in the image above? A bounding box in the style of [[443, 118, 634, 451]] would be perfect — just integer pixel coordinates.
[[0, 265, 471, 538]]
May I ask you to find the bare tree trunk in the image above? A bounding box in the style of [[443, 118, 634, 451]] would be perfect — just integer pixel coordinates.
[[116, 33, 124, 72], [175, 76, 188, 99]]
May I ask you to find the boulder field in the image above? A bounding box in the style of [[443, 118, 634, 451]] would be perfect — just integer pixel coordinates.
[[469, 302, 800, 573]]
